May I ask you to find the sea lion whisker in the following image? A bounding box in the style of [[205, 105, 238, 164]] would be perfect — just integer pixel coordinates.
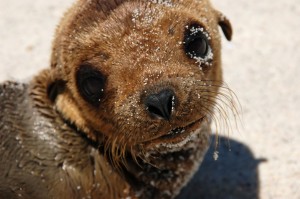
[[201, 94, 240, 151], [198, 85, 241, 124], [200, 97, 230, 137]]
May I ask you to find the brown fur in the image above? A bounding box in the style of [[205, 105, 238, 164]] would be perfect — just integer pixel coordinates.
[[0, 0, 233, 198]]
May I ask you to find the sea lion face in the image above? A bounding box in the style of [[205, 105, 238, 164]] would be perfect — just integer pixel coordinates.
[[51, 0, 232, 155]]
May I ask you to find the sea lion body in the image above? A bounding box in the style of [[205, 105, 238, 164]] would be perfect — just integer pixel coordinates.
[[0, 80, 209, 199], [0, 0, 232, 198], [0, 81, 123, 199]]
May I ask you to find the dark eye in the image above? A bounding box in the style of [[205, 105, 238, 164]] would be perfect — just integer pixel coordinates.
[[184, 24, 209, 59], [76, 64, 106, 105], [82, 77, 104, 97]]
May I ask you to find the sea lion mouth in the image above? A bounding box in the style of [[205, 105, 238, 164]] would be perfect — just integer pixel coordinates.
[[148, 116, 206, 145]]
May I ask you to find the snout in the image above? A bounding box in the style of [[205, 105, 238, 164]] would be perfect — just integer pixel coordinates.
[[113, 77, 214, 145], [144, 89, 176, 121]]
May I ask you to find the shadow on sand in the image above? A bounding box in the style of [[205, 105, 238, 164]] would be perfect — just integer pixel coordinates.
[[177, 135, 266, 199]]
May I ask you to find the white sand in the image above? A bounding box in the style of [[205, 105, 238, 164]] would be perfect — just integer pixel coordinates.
[[1, 0, 299, 198]]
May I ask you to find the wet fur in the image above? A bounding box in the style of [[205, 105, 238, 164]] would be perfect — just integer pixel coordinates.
[[0, 0, 234, 198]]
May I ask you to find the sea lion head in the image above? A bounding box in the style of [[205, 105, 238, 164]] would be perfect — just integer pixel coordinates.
[[48, 0, 232, 161]]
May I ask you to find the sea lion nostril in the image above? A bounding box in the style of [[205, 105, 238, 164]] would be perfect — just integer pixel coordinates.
[[145, 89, 176, 121]]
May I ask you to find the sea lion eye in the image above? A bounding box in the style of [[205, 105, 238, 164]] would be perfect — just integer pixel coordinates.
[[82, 77, 104, 97], [184, 24, 209, 59], [76, 65, 106, 105]]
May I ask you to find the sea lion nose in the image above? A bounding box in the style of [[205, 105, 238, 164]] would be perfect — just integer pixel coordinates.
[[145, 89, 176, 121]]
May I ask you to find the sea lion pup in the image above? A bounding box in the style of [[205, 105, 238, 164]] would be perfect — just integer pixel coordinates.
[[0, 0, 233, 198]]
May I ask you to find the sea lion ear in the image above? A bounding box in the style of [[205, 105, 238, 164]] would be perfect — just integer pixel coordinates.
[[215, 11, 233, 41], [47, 79, 66, 102]]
